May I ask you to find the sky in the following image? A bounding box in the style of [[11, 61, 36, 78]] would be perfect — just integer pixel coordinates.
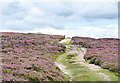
[[0, 0, 119, 38]]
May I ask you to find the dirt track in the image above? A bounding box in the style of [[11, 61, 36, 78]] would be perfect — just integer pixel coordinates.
[[59, 38, 71, 43], [55, 39, 118, 81]]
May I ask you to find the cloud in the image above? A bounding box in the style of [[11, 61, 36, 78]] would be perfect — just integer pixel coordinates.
[[29, 7, 45, 16], [2, 2, 25, 15], [24, 24, 118, 38], [81, 3, 117, 19], [26, 0, 119, 3], [1, 0, 118, 38]]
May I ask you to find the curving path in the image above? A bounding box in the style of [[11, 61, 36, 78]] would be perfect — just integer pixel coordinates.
[[55, 38, 118, 81]]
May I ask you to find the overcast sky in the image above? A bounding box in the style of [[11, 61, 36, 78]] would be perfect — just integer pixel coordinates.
[[0, 0, 119, 38]]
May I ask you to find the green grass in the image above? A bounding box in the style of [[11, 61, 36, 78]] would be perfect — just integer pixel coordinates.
[[3, 69, 12, 74], [98, 69, 118, 81], [55, 40, 119, 81], [84, 59, 91, 63], [56, 53, 109, 81], [62, 42, 71, 45], [60, 72, 70, 81]]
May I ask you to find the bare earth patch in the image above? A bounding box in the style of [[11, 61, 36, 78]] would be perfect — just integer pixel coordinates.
[[59, 38, 71, 43]]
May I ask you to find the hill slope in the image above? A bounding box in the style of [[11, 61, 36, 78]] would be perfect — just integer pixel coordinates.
[[1, 32, 68, 81]]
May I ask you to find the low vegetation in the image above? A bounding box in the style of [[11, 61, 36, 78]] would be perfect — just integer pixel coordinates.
[[1, 32, 119, 81], [56, 42, 118, 81], [1, 32, 67, 81], [71, 37, 119, 73]]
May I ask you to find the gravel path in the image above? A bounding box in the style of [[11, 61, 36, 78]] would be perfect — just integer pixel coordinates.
[[59, 38, 71, 43], [56, 39, 112, 81], [75, 47, 110, 81]]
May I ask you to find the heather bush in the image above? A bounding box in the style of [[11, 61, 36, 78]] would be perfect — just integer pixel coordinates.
[[109, 63, 118, 72], [71, 37, 119, 72], [66, 54, 77, 59], [1, 32, 66, 81], [89, 57, 97, 64], [101, 64, 114, 69]]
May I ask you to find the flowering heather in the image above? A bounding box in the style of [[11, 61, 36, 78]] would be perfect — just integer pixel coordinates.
[[1, 33, 66, 81], [71, 37, 119, 72]]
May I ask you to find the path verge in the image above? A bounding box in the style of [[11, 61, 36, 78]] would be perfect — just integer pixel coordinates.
[[55, 39, 118, 81]]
